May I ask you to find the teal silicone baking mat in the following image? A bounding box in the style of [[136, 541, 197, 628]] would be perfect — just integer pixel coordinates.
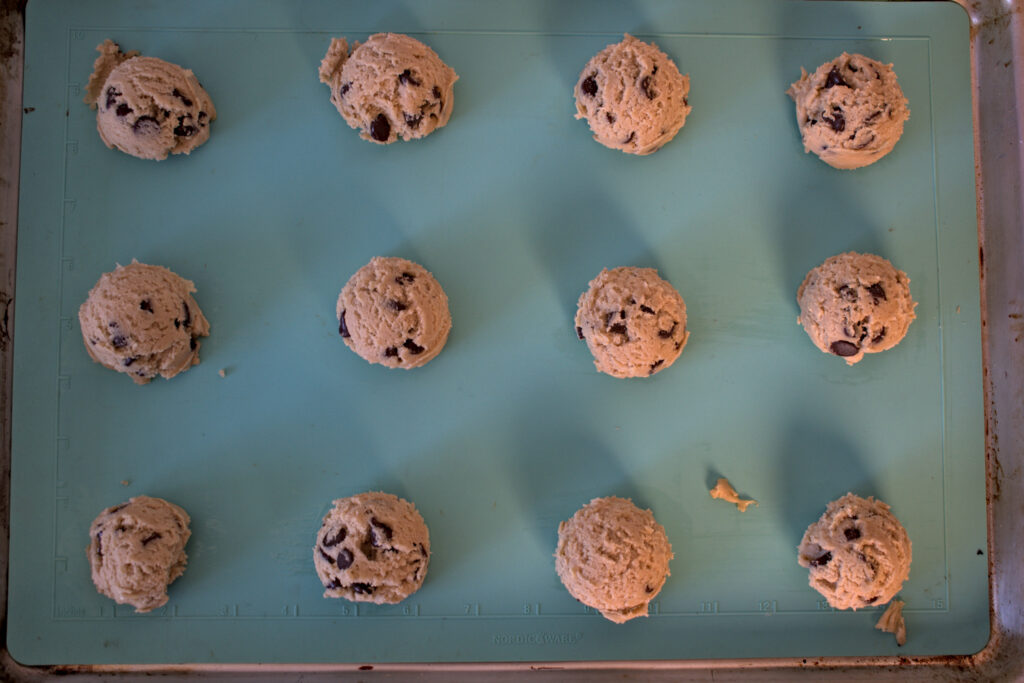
[[9, 0, 986, 665]]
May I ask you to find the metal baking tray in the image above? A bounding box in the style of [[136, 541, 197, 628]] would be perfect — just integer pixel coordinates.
[[1, 0, 1022, 679]]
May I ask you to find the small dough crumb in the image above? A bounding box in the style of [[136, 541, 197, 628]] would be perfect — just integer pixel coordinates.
[[218, 368, 226, 377], [709, 478, 758, 512], [120, 479, 131, 486], [875, 599, 907, 646]]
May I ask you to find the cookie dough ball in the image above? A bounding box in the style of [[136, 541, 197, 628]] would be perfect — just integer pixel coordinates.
[[336, 257, 451, 369], [84, 39, 215, 160], [87, 496, 191, 613], [574, 34, 692, 155], [313, 492, 430, 604], [555, 496, 673, 624], [798, 493, 912, 610], [575, 267, 689, 378], [797, 252, 916, 365], [319, 33, 457, 144], [78, 261, 210, 384], [786, 52, 909, 169]]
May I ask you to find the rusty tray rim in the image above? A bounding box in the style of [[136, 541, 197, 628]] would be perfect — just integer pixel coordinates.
[[1, 0, 1021, 679]]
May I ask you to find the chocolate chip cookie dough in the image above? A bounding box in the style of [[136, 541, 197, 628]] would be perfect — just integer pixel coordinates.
[[337, 256, 451, 369], [313, 492, 430, 604], [555, 496, 673, 624], [798, 493, 912, 610], [575, 266, 689, 378], [87, 496, 191, 613], [787, 52, 909, 169], [574, 34, 691, 155], [796, 252, 916, 365], [319, 33, 457, 144], [78, 261, 210, 384], [84, 39, 215, 160]]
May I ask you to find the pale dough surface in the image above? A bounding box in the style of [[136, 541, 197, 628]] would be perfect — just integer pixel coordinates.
[[786, 52, 909, 170], [797, 252, 916, 365], [575, 266, 689, 378], [87, 496, 191, 613], [78, 261, 210, 384], [85, 39, 215, 160], [574, 34, 691, 155], [319, 33, 457, 144], [798, 493, 912, 610], [337, 256, 451, 369], [555, 496, 673, 624], [313, 492, 430, 604]]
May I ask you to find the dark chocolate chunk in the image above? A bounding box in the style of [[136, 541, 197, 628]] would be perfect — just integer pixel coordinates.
[[322, 526, 347, 547], [403, 339, 425, 354], [398, 69, 421, 86], [865, 596, 879, 604], [396, 272, 415, 285], [649, 359, 664, 374], [116, 103, 131, 117], [624, 131, 636, 144], [865, 110, 882, 123], [132, 116, 161, 135], [645, 585, 654, 593], [829, 340, 859, 357], [387, 299, 407, 312], [619, 310, 626, 319], [658, 323, 677, 339], [340, 82, 351, 97], [336, 548, 354, 569], [172, 88, 194, 107], [111, 334, 127, 348], [123, 357, 136, 367], [641, 75, 655, 100], [339, 310, 350, 337], [844, 527, 861, 541], [809, 551, 833, 567], [352, 582, 375, 595], [608, 323, 627, 335], [198, 111, 208, 123], [95, 532, 103, 558], [821, 111, 846, 132], [141, 532, 162, 546], [866, 282, 887, 303], [174, 319, 180, 329], [639, 304, 655, 314], [370, 113, 391, 142], [326, 577, 343, 589], [606, 112, 616, 124], [404, 113, 423, 129], [139, 300, 152, 312], [576, 326, 584, 340], [116, 525, 127, 533], [104, 87, 120, 110], [370, 518, 393, 547], [173, 116, 198, 137], [824, 65, 848, 88], [189, 337, 197, 351], [182, 302, 192, 328], [384, 347, 399, 358], [871, 327, 887, 344], [319, 547, 335, 565], [581, 75, 598, 96], [432, 85, 442, 99], [838, 285, 858, 302], [604, 311, 615, 327]]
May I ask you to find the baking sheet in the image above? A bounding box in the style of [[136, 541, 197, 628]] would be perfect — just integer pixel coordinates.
[[8, 0, 986, 665]]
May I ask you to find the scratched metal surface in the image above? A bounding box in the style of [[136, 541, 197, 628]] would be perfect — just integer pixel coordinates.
[[6, 0, 987, 667]]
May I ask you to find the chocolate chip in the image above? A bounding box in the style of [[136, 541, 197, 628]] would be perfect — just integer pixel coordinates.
[[140, 300, 152, 312], [116, 103, 131, 117], [174, 319, 180, 329], [865, 110, 882, 123], [829, 340, 859, 357], [640, 75, 655, 100], [352, 583, 374, 595], [866, 282, 887, 303], [336, 548, 354, 569], [173, 116, 198, 137], [619, 310, 626, 319], [160, 108, 170, 120], [322, 527, 347, 547], [182, 302, 192, 328], [824, 65, 848, 88], [871, 328, 887, 344], [370, 518, 393, 547], [396, 272, 415, 285], [319, 547, 335, 565], [384, 347, 399, 358], [624, 131, 636, 144], [171, 88, 194, 107], [189, 337, 197, 351], [104, 87, 120, 110], [649, 359, 664, 374], [141, 532, 161, 546], [658, 323, 677, 339], [326, 577, 343, 589], [844, 528, 861, 541], [639, 305, 655, 314], [95, 532, 103, 558], [603, 311, 615, 327], [404, 113, 422, 129], [608, 323, 627, 335], [132, 116, 161, 135], [123, 357, 137, 367], [369, 113, 391, 142], [809, 551, 832, 567], [386, 299, 407, 312], [398, 69, 421, 86], [339, 310, 350, 337], [645, 585, 654, 593], [116, 525, 127, 533], [403, 339, 425, 354], [821, 111, 846, 132], [198, 111, 208, 122], [865, 596, 879, 604], [576, 326, 584, 340], [606, 113, 616, 124], [432, 86, 442, 99], [111, 335, 127, 348], [581, 75, 598, 96], [838, 285, 858, 302]]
